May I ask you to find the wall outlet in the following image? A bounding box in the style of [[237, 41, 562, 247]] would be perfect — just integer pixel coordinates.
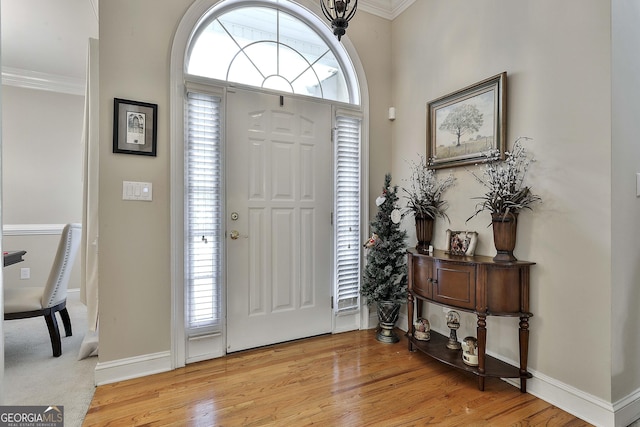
[[20, 267, 30, 280]]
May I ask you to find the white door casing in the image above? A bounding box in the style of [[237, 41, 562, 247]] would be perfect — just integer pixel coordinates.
[[171, 0, 370, 368], [226, 88, 333, 352]]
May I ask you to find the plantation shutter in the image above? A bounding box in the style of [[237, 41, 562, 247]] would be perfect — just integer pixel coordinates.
[[335, 114, 361, 312], [186, 91, 223, 332]]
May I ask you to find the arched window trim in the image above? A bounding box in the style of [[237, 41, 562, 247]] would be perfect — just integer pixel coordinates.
[[184, 0, 360, 105]]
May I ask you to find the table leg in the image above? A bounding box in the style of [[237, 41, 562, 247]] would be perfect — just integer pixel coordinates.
[[407, 293, 414, 351], [519, 315, 530, 393], [477, 313, 487, 391]]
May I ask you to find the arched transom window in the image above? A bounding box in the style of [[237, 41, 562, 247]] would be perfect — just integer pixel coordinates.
[[186, 4, 358, 104]]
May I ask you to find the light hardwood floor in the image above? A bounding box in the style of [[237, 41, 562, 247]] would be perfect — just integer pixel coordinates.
[[83, 330, 590, 426]]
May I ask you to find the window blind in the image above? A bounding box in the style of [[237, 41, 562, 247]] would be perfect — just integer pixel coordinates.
[[186, 91, 222, 331], [335, 115, 361, 312]]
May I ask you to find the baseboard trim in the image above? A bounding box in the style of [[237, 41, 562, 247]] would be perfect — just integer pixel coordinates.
[[612, 387, 640, 427], [502, 370, 615, 426], [397, 311, 408, 332], [94, 351, 172, 386]]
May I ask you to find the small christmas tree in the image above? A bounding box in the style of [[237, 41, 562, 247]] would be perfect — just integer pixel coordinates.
[[361, 173, 408, 304]]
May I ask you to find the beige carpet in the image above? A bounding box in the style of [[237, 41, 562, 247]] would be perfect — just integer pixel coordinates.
[[3, 290, 97, 427]]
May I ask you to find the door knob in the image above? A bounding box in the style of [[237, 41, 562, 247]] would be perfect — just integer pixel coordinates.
[[229, 230, 248, 240]]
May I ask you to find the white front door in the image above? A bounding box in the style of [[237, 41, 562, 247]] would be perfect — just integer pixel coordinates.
[[226, 88, 333, 352]]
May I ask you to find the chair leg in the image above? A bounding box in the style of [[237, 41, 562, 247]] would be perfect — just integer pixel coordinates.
[[44, 312, 62, 357], [59, 308, 73, 337]]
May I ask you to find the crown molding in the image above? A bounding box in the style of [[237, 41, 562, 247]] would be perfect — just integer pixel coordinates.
[[359, 0, 415, 20], [1, 66, 85, 96], [390, 0, 415, 18]]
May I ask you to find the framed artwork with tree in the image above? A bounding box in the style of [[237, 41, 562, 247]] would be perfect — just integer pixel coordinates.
[[426, 72, 506, 169]]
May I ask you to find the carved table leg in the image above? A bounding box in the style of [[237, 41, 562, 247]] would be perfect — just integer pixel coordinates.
[[477, 313, 487, 391], [519, 315, 530, 393], [407, 293, 414, 351]]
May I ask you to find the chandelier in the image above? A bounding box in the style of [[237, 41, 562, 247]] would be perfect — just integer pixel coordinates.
[[321, 0, 358, 41]]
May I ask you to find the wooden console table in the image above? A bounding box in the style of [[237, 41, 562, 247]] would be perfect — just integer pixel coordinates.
[[407, 248, 535, 392]]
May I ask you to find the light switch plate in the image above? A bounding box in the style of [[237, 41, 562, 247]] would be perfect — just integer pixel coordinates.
[[123, 181, 153, 201]]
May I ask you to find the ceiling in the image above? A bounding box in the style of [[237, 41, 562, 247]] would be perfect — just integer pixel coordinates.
[[0, 0, 411, 95], [1, 0, 98, 92]]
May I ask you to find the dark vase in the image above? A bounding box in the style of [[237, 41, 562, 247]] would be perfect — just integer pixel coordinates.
[[376, 301, 401, 343], [492, 212, 518, 262], [415, 214, 434, 252]]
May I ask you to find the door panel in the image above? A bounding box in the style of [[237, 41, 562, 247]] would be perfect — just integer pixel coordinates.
[[226, 89, 333, 352]]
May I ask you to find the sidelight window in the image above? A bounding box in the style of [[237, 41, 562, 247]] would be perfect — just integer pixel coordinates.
[[185, 91, 223, 333], [334, 114, 361, 312]]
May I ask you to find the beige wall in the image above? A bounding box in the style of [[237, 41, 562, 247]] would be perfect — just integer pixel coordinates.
[[1, 86, 83, 224], [392, 0, 613, 401], [98, 0, 192, 361], [344, 11, 393, 220], [611, 0, 640, 404], [1, 86, 84, 289]]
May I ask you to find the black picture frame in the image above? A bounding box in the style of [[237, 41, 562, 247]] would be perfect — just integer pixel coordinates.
[[427, 72, 506, 169], [113, 98, 158, 156]]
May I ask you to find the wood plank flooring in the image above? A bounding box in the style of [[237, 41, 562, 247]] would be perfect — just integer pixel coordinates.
[[83, 330, 591, 426]]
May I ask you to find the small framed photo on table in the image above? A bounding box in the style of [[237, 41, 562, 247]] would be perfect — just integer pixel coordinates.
[[113, 98, 158, 156], [445, 230, 478, 256]]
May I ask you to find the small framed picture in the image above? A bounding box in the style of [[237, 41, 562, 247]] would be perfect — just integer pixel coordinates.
[[427, 72, 506, 169], [445, 230, 478, 256], [113, 98, 158, 156]]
